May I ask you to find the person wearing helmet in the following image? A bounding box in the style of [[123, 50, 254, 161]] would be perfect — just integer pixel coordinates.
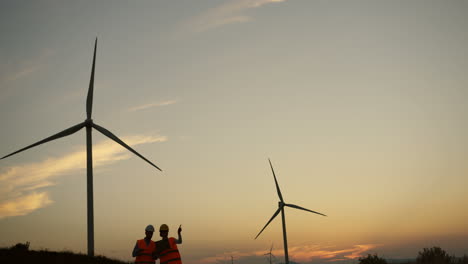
[[154, 224, 183, 264], [132, 225, 157, 264]]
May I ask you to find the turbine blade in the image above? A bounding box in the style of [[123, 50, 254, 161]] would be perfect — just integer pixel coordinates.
[[1, 122, 86, 160], [254, 207, 281, 239], [86, 38, 97, 119], [92, 123, 162, 171], [285, 203, 327, 217], [268, 158, 284, 202]]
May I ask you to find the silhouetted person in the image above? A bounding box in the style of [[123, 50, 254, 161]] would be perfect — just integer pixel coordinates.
[[154, 224, 183, 264], [133, 225, 157, 264]]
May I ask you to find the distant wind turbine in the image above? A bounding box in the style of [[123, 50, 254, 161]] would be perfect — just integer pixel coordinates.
[[264, 243, 277, 264], [1, 38, 162, 257], [254, 159, 326, 264]]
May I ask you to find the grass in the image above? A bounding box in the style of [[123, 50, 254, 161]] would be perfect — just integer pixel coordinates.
[[0, 242, 131, 264]]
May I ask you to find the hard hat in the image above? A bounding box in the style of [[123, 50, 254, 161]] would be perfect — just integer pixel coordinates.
[[145, 225, 155, 232], [159, 224, 169, 232]]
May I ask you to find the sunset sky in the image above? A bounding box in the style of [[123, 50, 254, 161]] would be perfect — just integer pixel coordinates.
[[1, 1, 467, 263]]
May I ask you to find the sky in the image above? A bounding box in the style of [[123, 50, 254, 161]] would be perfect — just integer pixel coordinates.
[[1, 0, 468, 263]]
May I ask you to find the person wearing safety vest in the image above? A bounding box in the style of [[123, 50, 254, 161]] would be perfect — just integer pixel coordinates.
[[154, 224, 183, 264], [133, 225, 157, 264]]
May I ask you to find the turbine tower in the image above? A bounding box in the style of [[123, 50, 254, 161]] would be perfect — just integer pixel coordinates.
[[254, 159, 326, 264], [1, 38, 162, 257]]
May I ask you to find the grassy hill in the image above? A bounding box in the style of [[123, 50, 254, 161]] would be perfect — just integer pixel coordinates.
[[0, 242, 131, 264]]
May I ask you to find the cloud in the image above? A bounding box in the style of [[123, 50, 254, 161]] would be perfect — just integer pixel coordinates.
[[0, 192, 53, 218], [6, 64, 41, 82], [286, 244, 381, 262], [0, 49, 54, 104], [198, 244, 381, 264], [128, 100, 178, 112], [183, 0, 288, 33], [0, 49, 53, 83], [0, 134, 167, 219]]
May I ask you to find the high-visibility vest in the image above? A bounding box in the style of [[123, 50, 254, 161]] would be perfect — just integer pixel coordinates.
[[158, 237, 182, 264], [135, 239, 156, 264]]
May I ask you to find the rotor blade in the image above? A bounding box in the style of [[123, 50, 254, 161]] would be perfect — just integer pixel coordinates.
[[92, 123, 162, 171], [1, 122, 86, 160], [285, 203, 327, 217], [268, 158, 284, 202], [86, 37, 97, 119], [254, 207, 281, 239]]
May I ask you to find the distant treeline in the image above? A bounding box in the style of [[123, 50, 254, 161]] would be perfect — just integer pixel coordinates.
[[2, 243, 468, 264], [359, 247, 468, 264], [0, 242, 131, 264]]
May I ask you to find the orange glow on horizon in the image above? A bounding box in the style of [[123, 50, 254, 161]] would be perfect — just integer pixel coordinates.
[[199, 244, 381, 264]]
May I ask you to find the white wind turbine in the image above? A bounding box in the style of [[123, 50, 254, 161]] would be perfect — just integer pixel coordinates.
[[255, 159, 326, 264], [1, 38, 162, 256]]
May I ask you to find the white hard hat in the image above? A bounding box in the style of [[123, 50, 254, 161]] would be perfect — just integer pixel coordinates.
[[145, 225, 155, 232]]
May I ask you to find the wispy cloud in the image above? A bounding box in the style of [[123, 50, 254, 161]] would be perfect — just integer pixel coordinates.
[[0, 134, 167, 219], [199, 244, 381, 264], [0, 192, 53, 218], [0, 49, 53, 83], [286, 244, 381, 262], [183, 0, 288, 33], [128, 100, 178, 112], [0, 49, 54, 104]]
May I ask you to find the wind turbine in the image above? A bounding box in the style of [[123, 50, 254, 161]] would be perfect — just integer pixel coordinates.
[[1, 38, 162, 257], [254, 159, 326, 264], [264, 243, 277, 264]]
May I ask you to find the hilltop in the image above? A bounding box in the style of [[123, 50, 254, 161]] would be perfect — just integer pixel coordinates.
[[0, 242, 130, 264]]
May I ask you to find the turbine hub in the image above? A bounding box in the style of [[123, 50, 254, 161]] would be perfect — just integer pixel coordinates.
[[85, 119, 94, 126]]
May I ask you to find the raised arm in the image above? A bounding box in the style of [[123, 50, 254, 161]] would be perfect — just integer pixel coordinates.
[[175, 225, 182, 244]]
